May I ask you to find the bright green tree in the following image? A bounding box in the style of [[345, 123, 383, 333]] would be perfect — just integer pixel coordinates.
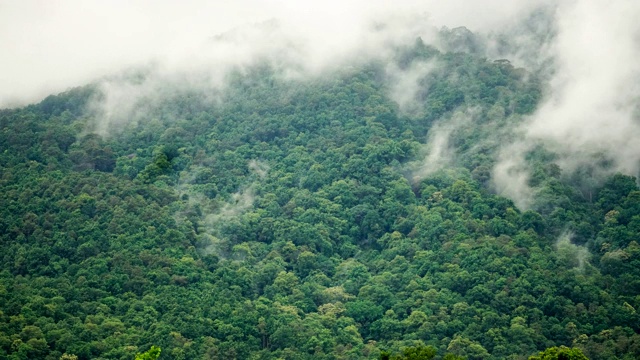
[[135, 346, 161, 360], [529, 346, 588, 360]]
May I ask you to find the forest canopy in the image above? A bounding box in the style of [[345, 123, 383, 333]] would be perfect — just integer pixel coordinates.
[[1, 25, 639, 360]]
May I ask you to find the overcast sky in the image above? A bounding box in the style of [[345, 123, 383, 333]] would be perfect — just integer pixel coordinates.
[[0, 0, 548, 107]]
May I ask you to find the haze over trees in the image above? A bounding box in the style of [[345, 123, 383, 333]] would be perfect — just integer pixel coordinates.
[[1, 2, 640, 360]]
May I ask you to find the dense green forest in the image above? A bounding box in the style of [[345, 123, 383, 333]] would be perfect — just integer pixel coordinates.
[[1, 37, 639, 360]]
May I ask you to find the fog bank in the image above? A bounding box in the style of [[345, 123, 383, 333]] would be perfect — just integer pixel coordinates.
[[0, 0, 548, 107], [492, 0, 640, 208]]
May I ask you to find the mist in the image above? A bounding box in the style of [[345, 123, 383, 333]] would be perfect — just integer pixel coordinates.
[[556, 232, 591, 272], [386, 60, 436, 116], [492, 0, 640, 208], [4, 1, 640, 212], [175, 159, 269, 258], [410, 108, 479, 182], [1, 0, 548, 109]]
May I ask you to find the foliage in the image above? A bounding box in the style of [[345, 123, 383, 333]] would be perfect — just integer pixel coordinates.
[[135, 346, 161, 360], [0, 34, 638, 360], [528, 346, 589, 360], [381, 345, 437, 360]]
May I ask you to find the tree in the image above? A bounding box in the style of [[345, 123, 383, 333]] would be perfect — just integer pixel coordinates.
[[528, 346, 588, 360], [380, 345, 437, 360], [135, 346, 161, 360]]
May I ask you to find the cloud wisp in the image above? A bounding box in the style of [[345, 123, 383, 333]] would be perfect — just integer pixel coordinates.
[[492, 0, 640, 208], [4, 1, 639, 211], [1, 0, 550, 108], [410, 108, 480, 183]]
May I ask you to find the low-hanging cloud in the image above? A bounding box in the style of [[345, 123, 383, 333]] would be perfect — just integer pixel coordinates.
[[492, 0, 640, 208], [386, 60, 436, 116], [410, 108, 479, 182], [0, 0, 271, 107], [5, 1, 639, 212], [556, 232, 591, 272], [175, 159, 269, 257], [1, 0, 551, 109]]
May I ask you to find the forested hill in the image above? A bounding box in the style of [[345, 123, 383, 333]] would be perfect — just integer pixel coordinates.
[[1, 38, 639, 360]]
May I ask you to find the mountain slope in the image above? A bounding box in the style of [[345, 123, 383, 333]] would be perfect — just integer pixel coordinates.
[[1, 40, 639, 360]]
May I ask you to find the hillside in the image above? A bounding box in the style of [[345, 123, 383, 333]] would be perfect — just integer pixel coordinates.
[[1, 38, 639, 360]]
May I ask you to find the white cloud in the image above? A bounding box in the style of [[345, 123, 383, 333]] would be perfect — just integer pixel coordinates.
[[0, 0, 550, 107], [492, 0, 640, 208]]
